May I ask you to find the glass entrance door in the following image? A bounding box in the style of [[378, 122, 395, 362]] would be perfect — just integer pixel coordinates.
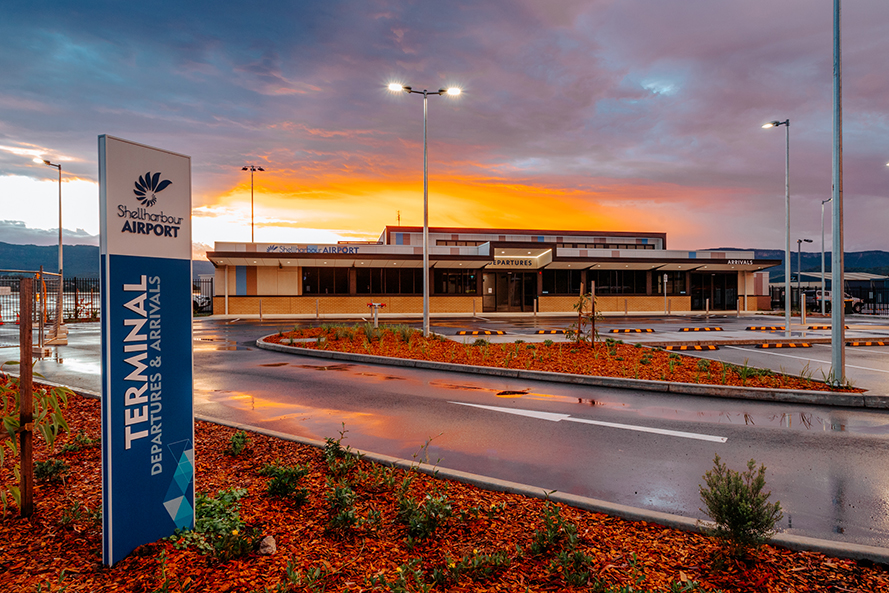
[[491, 272, 536, 312], [690, 273, 738, 310]]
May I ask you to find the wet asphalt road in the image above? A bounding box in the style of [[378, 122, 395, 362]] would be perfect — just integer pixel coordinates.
[[11, 317, 889, 549]]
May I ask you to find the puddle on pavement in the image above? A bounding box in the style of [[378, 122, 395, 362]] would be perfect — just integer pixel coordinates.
[[427, 380, 889, 435], [295, 363, 354, 371], [259, 362, 289, 367]]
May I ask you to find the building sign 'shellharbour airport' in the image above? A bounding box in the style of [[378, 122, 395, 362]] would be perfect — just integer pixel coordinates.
[[99, 136, 194, 565]]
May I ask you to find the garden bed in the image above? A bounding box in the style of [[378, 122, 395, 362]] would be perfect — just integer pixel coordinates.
[[264, 325, 861, 393], [2, 389, 888, 592]]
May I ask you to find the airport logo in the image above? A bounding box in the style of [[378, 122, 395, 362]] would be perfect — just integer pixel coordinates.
[[134, 172, 173, 207]]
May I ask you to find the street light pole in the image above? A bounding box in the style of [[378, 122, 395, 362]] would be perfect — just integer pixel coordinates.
[[831, 0, 845, 381], [241, 165, 265, 243], [821, 198, 832, 315], [763, 119, 791, 337], [37, 159, 63, 334], [388, 83, 461, 337], [797, 238, 813, 314]]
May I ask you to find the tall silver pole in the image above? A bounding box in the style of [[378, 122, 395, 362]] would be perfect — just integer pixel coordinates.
[[422, 90, 430, 337], [784, 122, 791, 338], [250, 167, 255, 243], [831, 0, 845, 381], [821, 198, 831, 315], [57, 165, 63, 333]]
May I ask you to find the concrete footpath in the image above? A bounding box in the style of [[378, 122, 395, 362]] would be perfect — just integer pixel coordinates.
[[249, 335, 889, 563]]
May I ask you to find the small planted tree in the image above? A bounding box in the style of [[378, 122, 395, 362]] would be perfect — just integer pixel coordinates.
[[699, 455, 783, 557]]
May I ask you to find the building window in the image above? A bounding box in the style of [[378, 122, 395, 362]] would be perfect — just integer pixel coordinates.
[[433, 269, 478, 294], [590, 270, 647, 295], [541, 269, 582, 294], [302, 267, 349, 295], [356, 268, 421, 294], [656, 271, 687, 295]]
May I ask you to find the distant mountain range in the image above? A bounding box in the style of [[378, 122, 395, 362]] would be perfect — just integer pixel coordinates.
[[710, 248, 889, 278], [1, 242, 886, 280], [0, 242, 215, 279]]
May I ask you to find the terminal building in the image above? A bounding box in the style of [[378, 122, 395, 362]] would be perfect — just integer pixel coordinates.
[[205, 226, 779, 316]]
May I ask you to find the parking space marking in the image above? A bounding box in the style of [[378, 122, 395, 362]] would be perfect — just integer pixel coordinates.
[[723, 345, 889, 375]]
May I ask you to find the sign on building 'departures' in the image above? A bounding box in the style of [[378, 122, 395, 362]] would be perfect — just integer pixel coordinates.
[[99, 135, 194, 565]]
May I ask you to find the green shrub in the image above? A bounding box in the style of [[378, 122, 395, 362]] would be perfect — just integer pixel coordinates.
[[224, 430, 250, 456], [472, 338, 488, 347], [60, 430, 100, 453], [170, 488, 254, 560], [699, 455, 783, 556], [324, 425, 359, 477], [35, 459, 69, 483], [326, 478, 358, 531], [396, 492, 452, 541], [259, 463, 309, 504], [543, 339, 554, 347]]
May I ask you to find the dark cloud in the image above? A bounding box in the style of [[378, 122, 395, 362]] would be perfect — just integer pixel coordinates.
[[0, 1, 887, 250], [0, 220, 97, 246]]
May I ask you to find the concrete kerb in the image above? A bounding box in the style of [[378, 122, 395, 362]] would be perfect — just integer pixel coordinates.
[[255, 336, 888, 409], [18, 374, 889, 565]]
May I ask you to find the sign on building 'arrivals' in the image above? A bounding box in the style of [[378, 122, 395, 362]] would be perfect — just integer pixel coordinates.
[[99, 136, 194, 565]]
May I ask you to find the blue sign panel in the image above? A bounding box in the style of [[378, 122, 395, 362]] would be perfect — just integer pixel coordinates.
[[101, 256, 194, 562], [99, 136, 193, 565]]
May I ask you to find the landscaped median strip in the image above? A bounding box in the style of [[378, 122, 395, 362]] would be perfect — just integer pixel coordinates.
[[456, 330, 506, 335], [678, 327, 723, 332], [609, 328, 655, 333], [757, 343, 811, 349], [664, 345, 718, 351], [256, 335, 889, 409]]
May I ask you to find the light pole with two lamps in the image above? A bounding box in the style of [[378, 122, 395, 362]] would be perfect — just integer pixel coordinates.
[[763, 119, 791, 337], [242, 165, 265, 243], [387, 83, 461, 337]]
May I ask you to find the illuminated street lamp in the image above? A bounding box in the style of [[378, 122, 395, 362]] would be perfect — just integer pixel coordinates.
[[241, 165, 265, 243], [35, 158, 64, 334], [763, 119, 791, 337], [387, 83, 461, 337]]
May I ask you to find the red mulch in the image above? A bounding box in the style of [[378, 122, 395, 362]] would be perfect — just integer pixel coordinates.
[[2, 390, 886, 592], [265, 327, 861, 393]]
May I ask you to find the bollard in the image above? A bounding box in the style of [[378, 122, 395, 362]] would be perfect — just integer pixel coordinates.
[[624, 299, 628, 315], [534, 298, 537, 316], [259, 299, 263, 322], [801, 300, 806, 325], [668, 298, 671, 315], [706, 298, 710, 322], [316, 299, 319, 319]]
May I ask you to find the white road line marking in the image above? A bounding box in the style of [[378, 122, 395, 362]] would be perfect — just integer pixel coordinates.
[[451, 402, 727, 443], [723, 345, 889, 374]]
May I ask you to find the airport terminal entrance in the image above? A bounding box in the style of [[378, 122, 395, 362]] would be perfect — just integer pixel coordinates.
[[691, 272, 737, 310], [482, 272, 536, 312]]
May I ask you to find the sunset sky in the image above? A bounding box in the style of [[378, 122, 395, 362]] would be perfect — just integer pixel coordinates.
[[1, 1, 887, 259]]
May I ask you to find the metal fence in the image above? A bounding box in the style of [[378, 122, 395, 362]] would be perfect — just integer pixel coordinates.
[[769, 284, 889, 315], [0, 271, 62, 351], [1, 273, 215, 350]]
